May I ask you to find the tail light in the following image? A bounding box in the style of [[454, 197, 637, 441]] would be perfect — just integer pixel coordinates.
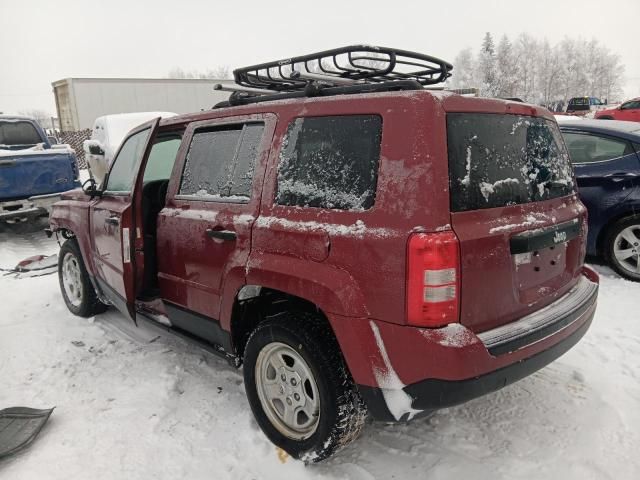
[[406, 231, 460, 328]]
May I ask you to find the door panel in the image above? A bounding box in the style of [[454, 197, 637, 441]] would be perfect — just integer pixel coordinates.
[[157, 204, 254, 319], [566, 130, 640, 249], [91, 195, 133, 299], [89, 120, 160, 321], [157, 114, 275, 328]]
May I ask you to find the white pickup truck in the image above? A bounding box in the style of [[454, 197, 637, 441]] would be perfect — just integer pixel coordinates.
[[84, 112, 175, 185]]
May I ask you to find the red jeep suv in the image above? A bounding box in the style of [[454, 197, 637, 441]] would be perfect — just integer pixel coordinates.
[[48, 46, 599, 462]]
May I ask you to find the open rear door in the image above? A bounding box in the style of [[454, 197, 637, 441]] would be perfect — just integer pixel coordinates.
[[90, 118, 161, 324]]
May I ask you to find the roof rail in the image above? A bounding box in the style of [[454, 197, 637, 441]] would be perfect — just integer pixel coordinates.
[[212, 45, 453, 108], [233, 45, 452, 92]]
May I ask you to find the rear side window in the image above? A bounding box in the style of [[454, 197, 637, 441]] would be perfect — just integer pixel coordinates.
[[563, 132, 634, 164], [0, 121, 42, 146], [179, 123, 264, 200], [276, 115, 382, 210], [447, 114, 575, 212]]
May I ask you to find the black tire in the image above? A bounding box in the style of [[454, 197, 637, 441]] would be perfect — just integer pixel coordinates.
[[598, 116, 614, 120], [58, 239, 108, 316], [603, 216, 640, 282], [243, 312, 367, 463]]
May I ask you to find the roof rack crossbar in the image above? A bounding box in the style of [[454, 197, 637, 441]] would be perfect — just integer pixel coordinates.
[[214, 79, 424, 108]]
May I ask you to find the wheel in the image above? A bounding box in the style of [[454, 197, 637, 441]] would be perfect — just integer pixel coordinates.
[[58, 239, 108, 316], [597, 116, 614, 120], [604, 216, 640, 282], [243, 313, 367, 462]]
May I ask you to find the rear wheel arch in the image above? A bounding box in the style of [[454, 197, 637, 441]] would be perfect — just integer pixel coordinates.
[[230, 285, 350, 359], [229, 287, 337, 362]]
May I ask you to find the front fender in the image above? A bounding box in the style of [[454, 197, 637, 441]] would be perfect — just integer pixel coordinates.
[[50, 199, 95, 276]]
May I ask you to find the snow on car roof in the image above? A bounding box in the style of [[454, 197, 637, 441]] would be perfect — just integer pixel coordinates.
[[560, 119, 640, 135]]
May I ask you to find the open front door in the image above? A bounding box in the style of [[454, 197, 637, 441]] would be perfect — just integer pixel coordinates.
[[90, 118, 161, 324]]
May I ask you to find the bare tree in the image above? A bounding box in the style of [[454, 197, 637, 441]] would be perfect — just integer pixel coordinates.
[[167, 65, 231, 79], [449, 48, 477, 89], [18, 109, 54, 129], [449, 33, 625, 105]]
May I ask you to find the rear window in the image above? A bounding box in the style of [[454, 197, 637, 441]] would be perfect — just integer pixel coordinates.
[[569, 98, 588, 106], [276, 115, 382, 210], [447, 113, 575, 212], [0, 121, 42, 147]]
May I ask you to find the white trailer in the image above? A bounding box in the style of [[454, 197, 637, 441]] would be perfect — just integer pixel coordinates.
[[52, 78, 233, 131]]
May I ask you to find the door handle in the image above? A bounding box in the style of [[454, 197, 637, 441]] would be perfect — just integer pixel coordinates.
[[205, 228, 236, 241], [105, 216, 120, 226], [0, 159, 17, 167], [605, 172, 638, 182]]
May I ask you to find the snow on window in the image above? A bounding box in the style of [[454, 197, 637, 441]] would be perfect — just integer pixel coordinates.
[[276, 115, 382, 211], [448, 114, 575, 212], [179, 123, 264, 200]]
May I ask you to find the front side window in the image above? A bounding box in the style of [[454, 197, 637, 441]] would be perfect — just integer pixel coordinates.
[[179, 123, 264, 200], [563, 132, 634, 164], [105, 128, 151, 192], [276, 115, 382, 211], [621, 101, 640, 110]]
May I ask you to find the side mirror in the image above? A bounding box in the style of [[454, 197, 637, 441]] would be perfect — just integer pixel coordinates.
[[83, 139, 105, 156], [47, 136, 58, 145], [82, 178, 102, 198]]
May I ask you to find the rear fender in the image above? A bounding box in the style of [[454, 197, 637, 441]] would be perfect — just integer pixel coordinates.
[[224, 252, 368, 331]]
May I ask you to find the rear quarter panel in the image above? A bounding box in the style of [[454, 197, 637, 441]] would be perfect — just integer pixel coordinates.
[[247, 92, 451, 324]]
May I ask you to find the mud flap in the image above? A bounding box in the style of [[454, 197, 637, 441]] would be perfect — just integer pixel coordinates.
[[0, 407, 54, 459]]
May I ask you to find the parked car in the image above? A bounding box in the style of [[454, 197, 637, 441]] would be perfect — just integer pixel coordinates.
[[0, 115, 80, 222], [566, 96, 607, 117], [554, 113, 582, 122], [84, 112, 175, 185], [595, 97, 640, 122], [559, 119, 640, 281], [47, 46, 599, 462]]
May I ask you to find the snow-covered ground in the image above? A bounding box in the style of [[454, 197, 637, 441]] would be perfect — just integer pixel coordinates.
[[1, 218, 639, 480]]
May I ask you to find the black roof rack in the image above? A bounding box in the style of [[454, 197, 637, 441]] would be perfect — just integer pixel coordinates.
[[234, 45, 452, 91], [213, 45, 453, 108]]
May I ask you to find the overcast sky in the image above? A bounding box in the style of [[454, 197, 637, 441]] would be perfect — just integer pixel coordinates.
[[1, 0, 638, 115]]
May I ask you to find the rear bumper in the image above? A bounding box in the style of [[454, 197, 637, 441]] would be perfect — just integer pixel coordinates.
[[360, 308, 593, 421], [335, 268, 599, 422], [0, 193, 62, 221]]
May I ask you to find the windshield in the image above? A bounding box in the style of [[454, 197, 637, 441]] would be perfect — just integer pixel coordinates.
[[0, 121, 42, 149], [447, 113, 575, 212]]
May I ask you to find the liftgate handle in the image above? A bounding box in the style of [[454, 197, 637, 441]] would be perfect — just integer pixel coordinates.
[[205, 228, 237, 241], [104, 217, 120, 226]]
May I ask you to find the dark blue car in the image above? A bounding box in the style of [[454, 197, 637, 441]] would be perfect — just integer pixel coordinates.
[[559, 119, 640, 281]]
